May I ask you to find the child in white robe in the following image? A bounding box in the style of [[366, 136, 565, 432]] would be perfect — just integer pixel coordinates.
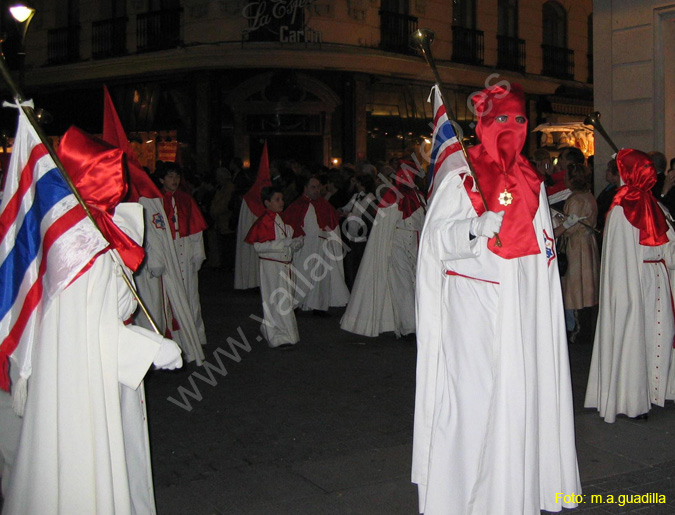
[[246, 187, 304, 348]]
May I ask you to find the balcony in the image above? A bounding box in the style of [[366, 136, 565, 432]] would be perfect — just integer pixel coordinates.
[[137, 8, 182, 52], [379, 11, 418, 54], [47, 26, 80, 65], [497, 35, 525, 73], [452, 26, 484, 65], [542, 44, 574, 80], [92, 17, 128, 59]]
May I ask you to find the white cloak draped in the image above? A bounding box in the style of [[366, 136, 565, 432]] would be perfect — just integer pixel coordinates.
[[584, 205, 675, 422], [412, 175, 580, 514], [234, 202, 260, 290], [340, 203, 424, 337], [4, 205, 164, 515], [134, 197, 204, 364], [253, 214, 300, 347], [292, 204, 350, 311]]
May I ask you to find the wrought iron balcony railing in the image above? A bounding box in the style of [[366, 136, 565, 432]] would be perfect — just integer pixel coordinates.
[[379, 11, 418, 54], [137, 8, 183, 52], [452, 26, 484, 65], [47, 26, 80, 65], [92, 17, 128, 59], [497, 35, 525, 73], [541, 44, 575, 80]]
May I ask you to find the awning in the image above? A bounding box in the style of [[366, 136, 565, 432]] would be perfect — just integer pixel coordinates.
[[532, 121, 593, 133]]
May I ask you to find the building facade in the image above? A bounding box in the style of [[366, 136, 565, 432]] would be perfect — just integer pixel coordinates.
[[3, 0, 593, 175], [593, 1, 675, 192]]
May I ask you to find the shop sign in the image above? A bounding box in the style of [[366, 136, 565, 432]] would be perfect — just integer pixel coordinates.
[[242, 0, 322, 43]]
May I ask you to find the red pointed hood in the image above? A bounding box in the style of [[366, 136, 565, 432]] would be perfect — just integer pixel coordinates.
[[102, 85, 162, 201], [243, 142, 272, 217]]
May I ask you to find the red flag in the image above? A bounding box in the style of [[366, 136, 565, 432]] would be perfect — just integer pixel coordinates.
[[243, 141, 272, 217], [102, 86, 162, 201]]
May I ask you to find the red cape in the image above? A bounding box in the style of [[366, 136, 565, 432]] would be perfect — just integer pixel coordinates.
[[163, 189, 208, 239], [283, 195, 336, 234], [465, 145, 542, 259], [378, 163, 425, 218], [245, 210, 284, 244]]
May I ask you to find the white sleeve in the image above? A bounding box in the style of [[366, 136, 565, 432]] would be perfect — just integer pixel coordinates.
[[118, 325, 162, 390], [254, 238, 291, 254]]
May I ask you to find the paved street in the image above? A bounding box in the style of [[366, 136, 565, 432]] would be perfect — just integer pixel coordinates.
[[147, 268, 675, 514]]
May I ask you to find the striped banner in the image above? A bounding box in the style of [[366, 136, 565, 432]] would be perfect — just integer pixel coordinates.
[[0, 108, 107, 390], [427, 86, 470, 202]]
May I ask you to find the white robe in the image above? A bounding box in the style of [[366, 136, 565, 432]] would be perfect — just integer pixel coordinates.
[[292, 204, 350, 311], [0, 363, 21, 496], [134, 197, 205, 364], [584, 205, 675, 422], [412, 175, 580, 514], [4, 233, 163, 514], [340, 203, 424, 337], [234, 201, 261, 290], [173, 229, 207, 347], [252, 215, 300, 347]]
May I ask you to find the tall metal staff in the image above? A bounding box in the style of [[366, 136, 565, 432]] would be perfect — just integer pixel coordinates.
[[410, 28, 502, 247], [0, 48, 161, 334]]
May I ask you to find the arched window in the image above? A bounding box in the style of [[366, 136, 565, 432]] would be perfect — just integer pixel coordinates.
[[498, 0, 518, 38], [543, 1, 567, 48], [453, 0, 476, 29]]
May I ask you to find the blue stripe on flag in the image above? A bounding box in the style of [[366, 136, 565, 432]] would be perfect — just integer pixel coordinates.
[[430, 121, 457, 167], [0, 167, 71, 320]]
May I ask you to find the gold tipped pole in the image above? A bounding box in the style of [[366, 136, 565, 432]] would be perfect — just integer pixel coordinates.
[[584, 111, 619, 153], [410, 28, 502, 247], [0, 49, 161, 334]]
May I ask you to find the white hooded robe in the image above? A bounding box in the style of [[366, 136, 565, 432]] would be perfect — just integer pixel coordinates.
[[584, 205, 675, 422], [412, 174, 581, 514], [340, 202, 424, 337], [4, 204, 165, 515]]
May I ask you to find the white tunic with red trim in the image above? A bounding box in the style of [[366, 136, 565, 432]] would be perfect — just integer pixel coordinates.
[[412, 173, 580, 515], [291, 204, 349, 311], [134, 197, 205, 364], [250, 214, 300, 347], [585, 205, 675, 422]]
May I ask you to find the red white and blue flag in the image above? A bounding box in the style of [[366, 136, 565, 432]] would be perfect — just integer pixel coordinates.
[[427, 86, 470, 202], [0, 107, 107, 390]]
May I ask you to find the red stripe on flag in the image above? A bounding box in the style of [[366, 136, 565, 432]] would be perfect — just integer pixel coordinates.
[[433, 105, 447, 127], [433, 141, 463, 173], [0, 144, 50, 238], [1, 205, 86, 365]]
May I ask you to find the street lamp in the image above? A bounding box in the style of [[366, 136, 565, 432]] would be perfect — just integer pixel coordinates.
[[9, 3, 35, 89]]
